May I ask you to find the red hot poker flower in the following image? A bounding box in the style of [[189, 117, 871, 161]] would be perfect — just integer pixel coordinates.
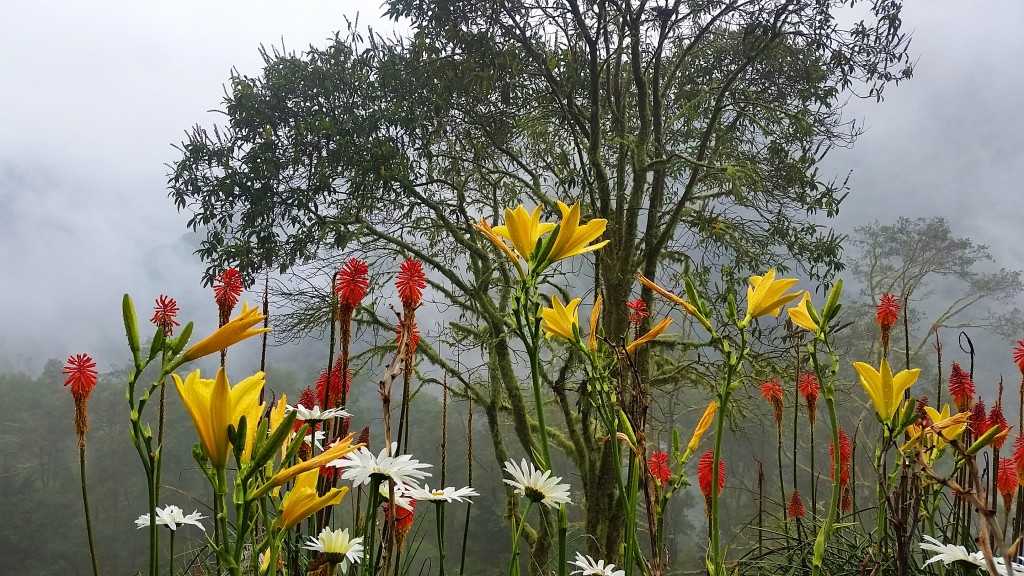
[[876, 293, 901, 353], [760, 379, 784, 427], [948, 362, 975, 412], [999, 457, 1019, 514], [1014, 435, 1024, 478], [1014, 340, 1024, 376], [798, 372, 820, 425], [876, 293, 901, 331], [698, 450, 725, 502], [149, 295, 180, 336], [970, 399, 989, 436], [64, 353, 98, 446], [63, 353, 98, 400], [395, 259, 427, 308], [830, 427, 852, 487], [627, 298, 649, 326], [336, 259, 370, 310], [317, 354, 351, 408], [213, 268, 244, 317], [840, 487, 853, 513], [648, 451, 671, 486], [787, 490, 806, 518], [386, 499, 416, 548], [989, 403, 1010, 450]]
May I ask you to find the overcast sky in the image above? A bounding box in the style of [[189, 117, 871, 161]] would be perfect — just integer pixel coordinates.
[[1, 0, 1022, 379]]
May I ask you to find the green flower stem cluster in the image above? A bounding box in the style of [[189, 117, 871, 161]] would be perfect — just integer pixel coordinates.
[[121, 294, 356, 576]]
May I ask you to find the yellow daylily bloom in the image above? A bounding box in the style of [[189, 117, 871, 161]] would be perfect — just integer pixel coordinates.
[[174, 367, 266, 468], [924, 405, 967, 447], [686, 401, 718, 455], [635, 273, 711, 330], [745, 269, 801, 320], [852, 359, 920, 422], [787, 292, 820, 333], [588, 295, 602, 351], [545, 201, 609, 264], [491, 205, 556, 262], [541, 295, 581, 341], [625, 317, 673, 354], [182, 302, 270, 362], [277, 469, 348, 530]]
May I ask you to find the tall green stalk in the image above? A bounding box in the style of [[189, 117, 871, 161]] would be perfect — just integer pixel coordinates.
[[79, 442, 101, 576], [708, 329, 746, 576]]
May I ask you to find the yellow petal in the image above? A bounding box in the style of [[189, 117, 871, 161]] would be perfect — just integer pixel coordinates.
[[852, 361, 889, 421], [183, 302, 270, 362], [686, 401, 718, 454], [635, 273, 708, 326], [474, 217, 523, 267], [746, 269, 801, 319], [588, 295, 602, 351], [541, 295, 581, 341], [787, 292, 819, 332], [545, 201, 609, 264], [625, 317, 672, 354]]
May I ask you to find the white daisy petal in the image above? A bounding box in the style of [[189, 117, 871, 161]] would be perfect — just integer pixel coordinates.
[[287, 404, 351, 422], [503, 458, 571, 508], [570, 552, 624, 576], [407, 484, 479, 503], [134, 505, 207, 532], [327, 442, 432, 488], [303, 527, 364, 570]]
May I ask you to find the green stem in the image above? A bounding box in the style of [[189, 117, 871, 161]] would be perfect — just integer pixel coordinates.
[[79, 442, 101, 576], [169, 529, 175, 576], [361, 479, 381, 576], [709, 331, 744, 576], [458, 503, 472, 576], [435, 502, 447, 576], [508, 500, 533, 576], [809, 339, 842, 576]]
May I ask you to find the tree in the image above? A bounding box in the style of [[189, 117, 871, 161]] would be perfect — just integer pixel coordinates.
[[847, 216, 1024, 364], [169, 2, 912, 567]]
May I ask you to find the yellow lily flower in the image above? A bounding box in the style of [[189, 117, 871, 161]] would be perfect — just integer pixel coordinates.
[[545, 201, 609, 264], [852, 359, 920, 422], [182, 302, 270, 362], [924, 405, 967, 447], [635, 273, 711, 330], [588, 295, 602, 351], [745, 269, 801, 320], [787, 292, 820, 333], [625, 317, 673, 354], [686, 401, 718, 455], [541, 295, 581, 341], [491, 205, 556, 262], [268, 394, 288, 439], [262, 433, 360, 492], [174, 367, 266, 468], [277, 469, 348, 530]]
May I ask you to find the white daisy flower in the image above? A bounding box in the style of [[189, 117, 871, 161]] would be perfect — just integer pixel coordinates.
[[407, 484, 479, 503], [287, 404, 351, 422], [134, 505, 206, 532], [503, 458, 571, 508], [328, 442, 432, 488], [305, 430, 327, 451], [570, 552, 625, 576], [303, 527, 363, 569], [919, 535, 983, 567], [379, 481, 415, 511]]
